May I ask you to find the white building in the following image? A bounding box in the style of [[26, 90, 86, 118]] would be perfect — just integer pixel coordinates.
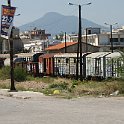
[[23, 39, 49, 53], [68, 27, 124, 52]]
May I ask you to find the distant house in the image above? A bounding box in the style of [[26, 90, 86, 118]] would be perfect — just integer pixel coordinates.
[[29, 28, 51, 40], [45, 42, 100, 53], [21, 28, 51, 53]]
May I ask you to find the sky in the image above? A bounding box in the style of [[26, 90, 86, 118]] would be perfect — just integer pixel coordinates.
[[0, 0, 124, 28]]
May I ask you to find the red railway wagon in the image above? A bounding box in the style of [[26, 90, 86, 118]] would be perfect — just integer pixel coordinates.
[[26, 61, 37, 77], [39, 53, 55, 76]]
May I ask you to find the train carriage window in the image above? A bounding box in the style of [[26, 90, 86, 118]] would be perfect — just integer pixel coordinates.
[[58, 59, 61, 63], [66, 58, 69, 63], [74, 58, 76, 63]]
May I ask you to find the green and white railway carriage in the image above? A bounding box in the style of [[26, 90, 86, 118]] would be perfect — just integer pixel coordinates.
[[86, 52, 111, 79], [105, 52, 123, 78]]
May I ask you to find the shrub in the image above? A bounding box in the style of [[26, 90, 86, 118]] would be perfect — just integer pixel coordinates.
[[0, 66, 10, 80], [14, 66, 27, 82], [49, 82, 68, 90]]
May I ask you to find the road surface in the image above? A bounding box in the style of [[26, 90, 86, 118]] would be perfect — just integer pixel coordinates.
[[0, 91, 124, 124]]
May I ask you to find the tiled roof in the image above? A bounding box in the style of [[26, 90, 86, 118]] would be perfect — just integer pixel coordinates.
[[45, 42, 77, 50], [39, 53, 55, 58]]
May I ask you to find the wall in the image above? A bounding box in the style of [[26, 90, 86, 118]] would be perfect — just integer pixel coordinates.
[[99, 34, 109, 45]]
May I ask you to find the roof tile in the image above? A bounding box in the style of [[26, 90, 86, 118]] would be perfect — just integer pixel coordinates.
[[45, 42, 77, 50]]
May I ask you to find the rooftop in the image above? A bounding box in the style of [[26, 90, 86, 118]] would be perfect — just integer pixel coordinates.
[[45, 42, 77, 50]]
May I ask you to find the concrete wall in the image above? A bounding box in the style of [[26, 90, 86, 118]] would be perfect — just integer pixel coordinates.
[[1, 38, 24, 53]]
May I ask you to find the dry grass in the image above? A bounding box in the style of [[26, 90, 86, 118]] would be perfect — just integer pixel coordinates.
[[0, 77, 124, 98], [0, 79, 48, 92]]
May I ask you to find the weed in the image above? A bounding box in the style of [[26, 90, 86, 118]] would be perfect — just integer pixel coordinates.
[[0, 66, 10, 80], [0, 83, 10, 89], [42, 88, 53, 95], [49, 82, 68, 90]]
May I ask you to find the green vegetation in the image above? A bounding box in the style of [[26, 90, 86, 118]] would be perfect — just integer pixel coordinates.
[[0, 66, 10, 80], [0, 66, 124, 98], [0, 66, 27, 82], [14, 66, 27, 82], [39, 78, 123, 99]]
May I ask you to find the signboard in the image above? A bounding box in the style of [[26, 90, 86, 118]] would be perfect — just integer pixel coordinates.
[[1, 5, 16, 37]]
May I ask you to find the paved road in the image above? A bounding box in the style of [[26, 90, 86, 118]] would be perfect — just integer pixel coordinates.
[[0, 91, 124, 124]]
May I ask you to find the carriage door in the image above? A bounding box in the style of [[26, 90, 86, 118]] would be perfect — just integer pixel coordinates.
[[95, 58, 101, 76]]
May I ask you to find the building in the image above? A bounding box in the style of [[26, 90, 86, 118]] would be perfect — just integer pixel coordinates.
[[45, 42, 99, 53], [20, 28, 51, 53], [68, 27, 124, 52], [29, 28, 51, 40], [0, 27, 24, 53]]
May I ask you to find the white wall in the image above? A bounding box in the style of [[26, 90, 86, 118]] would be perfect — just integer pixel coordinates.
[[99, 34, 109, 45]]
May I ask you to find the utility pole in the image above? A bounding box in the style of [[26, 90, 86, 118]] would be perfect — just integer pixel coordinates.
[[86, 28, 88, 53], [65, 32, 67, 53], [8, 0, 11, 6], [105, 22, 118, 77], [79, 5, 83, 81], [76, 36, 79, 80], [110, 25, 113, 53], [110, 24, 114, 77], [68, 2, 91, 81], [7, 0, 16, 91]]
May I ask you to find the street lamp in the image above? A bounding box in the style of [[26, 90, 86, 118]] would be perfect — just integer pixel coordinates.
[[15, 14, 21, 16], [104, 22, 118, 77], [68, 2, 91, 81], [68, 3, 91, 6], [104, 22, 118, 53]]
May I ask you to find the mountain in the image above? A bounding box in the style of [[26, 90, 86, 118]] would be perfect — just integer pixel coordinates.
[[19, 12, 107, 35]]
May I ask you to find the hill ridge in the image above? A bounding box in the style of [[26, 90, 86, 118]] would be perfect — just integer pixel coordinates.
[[19, 12, 106, 35]]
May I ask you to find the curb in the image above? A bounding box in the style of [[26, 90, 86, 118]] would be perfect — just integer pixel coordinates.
[[0, 89, 44, 99]]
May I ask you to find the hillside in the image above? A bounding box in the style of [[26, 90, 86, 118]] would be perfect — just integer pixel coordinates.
[[19, 12, 107, 35]]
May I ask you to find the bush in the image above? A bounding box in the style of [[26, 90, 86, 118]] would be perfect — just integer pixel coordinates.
[[14, 66, 27, 82], [49, 82, 68, 90], [0, 66, 10, 80]]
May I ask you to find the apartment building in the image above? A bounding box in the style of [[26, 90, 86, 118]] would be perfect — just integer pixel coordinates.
[[68, 27, 124, 52]]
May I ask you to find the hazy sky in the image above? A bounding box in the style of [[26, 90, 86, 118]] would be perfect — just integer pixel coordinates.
[[0, 0, 124, 28]]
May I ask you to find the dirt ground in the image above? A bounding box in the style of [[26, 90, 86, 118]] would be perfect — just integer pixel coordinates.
[[0, 79, 48, 91]]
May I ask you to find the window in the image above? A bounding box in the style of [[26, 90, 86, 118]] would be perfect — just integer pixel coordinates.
[[112, 38, 118, 42], [74, 58, 76, 63], [66, 58, 69, 63], [120, 38, 124, 42], [58, 59, 60, 63], [88, 29, 91, 34]]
